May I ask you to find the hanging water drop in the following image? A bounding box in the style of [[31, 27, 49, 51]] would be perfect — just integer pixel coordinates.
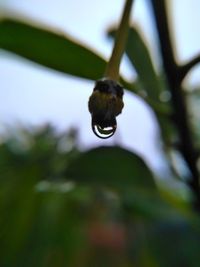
[[92, 124, 116, 139]]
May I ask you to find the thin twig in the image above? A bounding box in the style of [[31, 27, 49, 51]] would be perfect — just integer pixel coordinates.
[[104, 0, 133, 81], [150, 0, 200, 211], [179, 54, 200, 82]]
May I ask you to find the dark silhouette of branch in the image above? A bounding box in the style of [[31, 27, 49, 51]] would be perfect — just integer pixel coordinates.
[[179, 54, 200, 82], [150, 0, 200, 211]]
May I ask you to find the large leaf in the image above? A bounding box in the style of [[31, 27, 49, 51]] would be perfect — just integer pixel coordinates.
[[0, 18, 106, 80], [66, 146, 193, 221], [127, 27, 162, 99], [66, 146, 156, 190]]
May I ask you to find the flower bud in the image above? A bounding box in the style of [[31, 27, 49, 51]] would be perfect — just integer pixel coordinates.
[[88, 78, 124, 139]]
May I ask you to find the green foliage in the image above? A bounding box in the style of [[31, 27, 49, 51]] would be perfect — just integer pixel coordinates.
[[109, 26, 162, 100], [187, 88, 200, 147], [67, 146, 156, 189], [108, 26, 174, 143], [0, 126, 199, 267], [0, 19, 106, 80]]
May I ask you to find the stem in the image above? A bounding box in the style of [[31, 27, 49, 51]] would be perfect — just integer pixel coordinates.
[[150, 0, 200, 211], [104, 0, 133, 81]]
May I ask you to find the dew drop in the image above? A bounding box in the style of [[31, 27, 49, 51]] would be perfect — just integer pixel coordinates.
[[92, 124, 116, 139]]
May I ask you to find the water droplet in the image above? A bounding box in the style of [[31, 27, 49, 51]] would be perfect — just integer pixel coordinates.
[[92, 124, 116, 139]]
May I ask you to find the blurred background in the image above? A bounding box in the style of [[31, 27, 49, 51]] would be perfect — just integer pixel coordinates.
[[1, 1, 200, 267]]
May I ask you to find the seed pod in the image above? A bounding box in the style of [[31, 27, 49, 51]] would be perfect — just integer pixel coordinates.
[[88, 78, 124, 139]]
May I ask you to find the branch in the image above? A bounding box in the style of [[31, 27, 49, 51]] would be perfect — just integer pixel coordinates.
[[179, 54, 200, 82], [150, 0, 200, 212]]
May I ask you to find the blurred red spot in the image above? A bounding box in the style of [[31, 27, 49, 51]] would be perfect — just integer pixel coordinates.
[[88, 222, 126, 251]]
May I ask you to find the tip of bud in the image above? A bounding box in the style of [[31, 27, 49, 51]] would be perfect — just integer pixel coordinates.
[[94, 78, 124, 98]]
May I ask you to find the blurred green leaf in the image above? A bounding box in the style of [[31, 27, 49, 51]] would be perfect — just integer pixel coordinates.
[[186, 88, 200, 147], [122, 188, 184, 221], [123, 27, 176, 142], [66, 146, 156, 190], [146, 221, 200, 267], [0, 18, 106, 81], [108, 26, 174, 146], [108, 26, 163, 100], [0, 187, 87, 267], [125, 27, 163, 100]]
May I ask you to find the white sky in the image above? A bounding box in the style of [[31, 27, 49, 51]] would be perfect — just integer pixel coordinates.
[[0, 0, 200, 174]]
